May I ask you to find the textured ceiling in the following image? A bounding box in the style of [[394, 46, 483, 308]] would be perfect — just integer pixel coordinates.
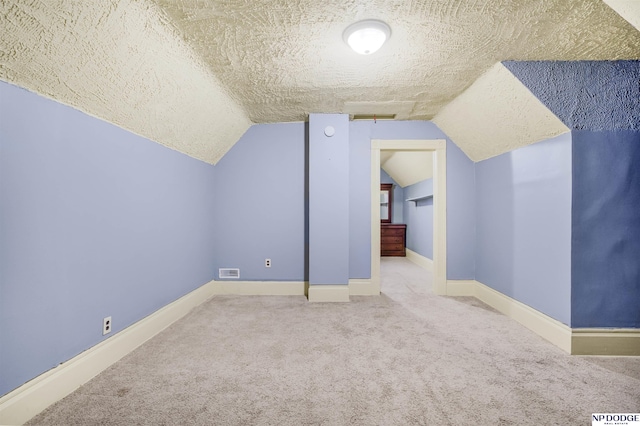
[[433, 63, 570, 162], [1, 0, 640, 165], [154, 0, 640, 124], [604, 0, 640, 30], [504, 60, 640, 131], [0, 0, 251, 165], [382, 151, 433, 188]]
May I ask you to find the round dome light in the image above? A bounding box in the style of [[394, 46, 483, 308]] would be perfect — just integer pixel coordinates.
[[343, 19, 391, 55]]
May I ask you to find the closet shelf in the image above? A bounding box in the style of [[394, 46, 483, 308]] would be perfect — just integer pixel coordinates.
[[405, 195, 433, 203]]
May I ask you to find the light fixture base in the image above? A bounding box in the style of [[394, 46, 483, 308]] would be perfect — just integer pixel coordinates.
[[343, 19, 391, 55]]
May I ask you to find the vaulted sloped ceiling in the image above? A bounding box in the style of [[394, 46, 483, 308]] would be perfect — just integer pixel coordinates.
[[382, 151, 433, 188], [154, 0, 640, 124], [0, 0, 252, 164], [604, 0, 640, 30], [1, 0, 639, 164], [433, 63, 570, 162]]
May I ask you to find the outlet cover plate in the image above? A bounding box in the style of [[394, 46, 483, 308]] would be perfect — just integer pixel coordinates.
[[103, 316, 112, 335]]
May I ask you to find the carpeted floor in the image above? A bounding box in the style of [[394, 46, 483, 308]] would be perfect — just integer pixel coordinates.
[[26, 258, 640, 425]]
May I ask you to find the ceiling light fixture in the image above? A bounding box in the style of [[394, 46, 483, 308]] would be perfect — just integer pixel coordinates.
[[343, 19, 391, 55]]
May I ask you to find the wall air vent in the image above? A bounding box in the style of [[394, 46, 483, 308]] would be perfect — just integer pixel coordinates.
[[219, 268, 240, 279], [351, 114, 396, 121]]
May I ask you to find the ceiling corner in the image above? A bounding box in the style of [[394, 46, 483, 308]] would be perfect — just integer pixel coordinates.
[[603, 0, 640, 31]]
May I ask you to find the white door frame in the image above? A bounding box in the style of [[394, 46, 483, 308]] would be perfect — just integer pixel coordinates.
[[370, 139, 447, 295]]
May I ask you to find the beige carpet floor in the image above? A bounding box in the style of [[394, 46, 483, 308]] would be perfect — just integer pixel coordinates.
[[26, 258, 640, 425]]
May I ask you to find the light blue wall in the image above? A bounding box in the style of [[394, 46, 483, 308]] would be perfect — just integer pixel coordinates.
[[475, 133, 572, 325], [347, 122, 372, 279], [309, 114, 350, 285], [213, 119, 476, 282], [214, 123, 306, 281], [0, 82, 217, 396], [0, 85, 480, 395], [571, 130, 640, 328], [446, 140, 476, 280], [380, 169, 404, 224], [403, 179, 434, 259]]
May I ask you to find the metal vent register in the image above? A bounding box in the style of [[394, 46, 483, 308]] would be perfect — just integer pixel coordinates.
[[218, 268, 240, 279]]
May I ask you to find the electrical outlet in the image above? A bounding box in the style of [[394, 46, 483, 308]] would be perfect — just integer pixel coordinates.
[[103, 316, 112, 335], [265, 258, 271, 268]]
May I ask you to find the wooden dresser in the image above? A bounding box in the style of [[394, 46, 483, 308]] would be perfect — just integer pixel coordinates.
[[381, 224, 406, 256]]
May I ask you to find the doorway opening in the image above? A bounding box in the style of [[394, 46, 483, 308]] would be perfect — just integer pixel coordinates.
[[370, 139, 447, 295]]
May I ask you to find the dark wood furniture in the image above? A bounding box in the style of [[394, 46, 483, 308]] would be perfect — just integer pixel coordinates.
[[381, 223, 406, 257]]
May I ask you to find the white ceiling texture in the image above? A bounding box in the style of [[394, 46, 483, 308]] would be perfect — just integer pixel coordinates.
[[1, 0, 639, 185]]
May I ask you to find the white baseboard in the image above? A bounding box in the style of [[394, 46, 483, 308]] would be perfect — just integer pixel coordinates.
[[308, 285, 350, 302], [211, 280, 306, 296], [349, 279, 379, 296], [406, 249, 433, 271], [571, 329, 640, 356], [446, 280, 476, 296], [446, 279, 640, 356], [0, 280, 217, 426], [472, 280, 572, 353], [213, 279, 380, 298]]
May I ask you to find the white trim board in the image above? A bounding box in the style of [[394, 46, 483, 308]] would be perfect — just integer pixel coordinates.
[[406, 249, 433, 272], [308, 285, 350, 302], [473, 280, 572, 353], [572, 329, 640, 356], [212, 280, 378, 297], [371, 139, 447, 296], [212, 280, 307, 296], [0, 280, 217, 426], [349, 279, 378, 296], [445, 280, 476, 297], [446, 280, 640, 355]]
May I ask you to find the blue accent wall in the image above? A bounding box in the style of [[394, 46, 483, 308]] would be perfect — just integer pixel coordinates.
[[214, 123, 306, 281], [571, 130, 640, 328], [403, 179, 434, 260], [380, 169, 404, 224], [503, 60, 640, 131], [0, 82, 217, 396], [475, 133, 572, 325]]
